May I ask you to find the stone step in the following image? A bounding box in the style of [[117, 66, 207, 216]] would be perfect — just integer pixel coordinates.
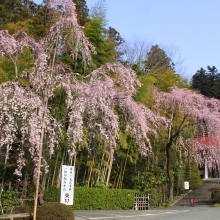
[[173, 178, 220, 206], [175, 198, 216, 206]]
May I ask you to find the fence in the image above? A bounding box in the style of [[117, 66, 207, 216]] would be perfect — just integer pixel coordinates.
[[134, 193, 149, 210], [0, 213, 32, 220]]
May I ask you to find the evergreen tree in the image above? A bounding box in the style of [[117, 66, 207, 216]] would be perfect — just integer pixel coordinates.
[[0, 0, 50, 38], [141, 44, 188, 92], [0, 0, 27, 27], [108, 27, 125, 62], [144, 45, 175, 73], [73, 0, 89, 26], [84, 18, 116, 69], [89, 0, 107, 27], [191, 66, 220, 99]]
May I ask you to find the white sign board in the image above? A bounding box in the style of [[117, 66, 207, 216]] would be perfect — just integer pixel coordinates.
[[184, 181, 189, 190], [60, 165, 75, 205]]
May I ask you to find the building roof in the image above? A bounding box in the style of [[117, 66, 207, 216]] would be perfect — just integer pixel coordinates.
[[196, 135, 219, 148]]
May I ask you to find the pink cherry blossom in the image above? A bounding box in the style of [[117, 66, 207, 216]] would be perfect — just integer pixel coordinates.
[[154, 86, 220, 167]]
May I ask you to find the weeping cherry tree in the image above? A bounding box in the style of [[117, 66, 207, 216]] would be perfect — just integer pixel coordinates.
[[0, 0, 166, 218], [153, 86, 220, 201]]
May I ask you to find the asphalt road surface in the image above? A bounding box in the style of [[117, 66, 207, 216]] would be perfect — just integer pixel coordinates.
[[75, 206, 220, 220]]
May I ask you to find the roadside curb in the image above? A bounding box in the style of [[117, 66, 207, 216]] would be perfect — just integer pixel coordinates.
[[171, 190, 192, 206], [75, 217, 90, 220]]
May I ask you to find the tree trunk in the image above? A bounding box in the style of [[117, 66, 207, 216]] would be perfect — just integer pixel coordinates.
[[14, 63, 18, 79], [41, 173, 47, 190], [120, 148, 129, 189], [57, 151, 65, 187], [166, 120, 174, 202], [166, 144, 174, 201], [106, 150, 114, 187], [33, 99, 47, 220], [75, 164, 80, 185], [10, 56, 18, 79], [51, 154, 59, 186], [116, 164, 122, 189], [103, 154, 110, 183], [97, 153, 105, 183], [87, 157, 94, 187]]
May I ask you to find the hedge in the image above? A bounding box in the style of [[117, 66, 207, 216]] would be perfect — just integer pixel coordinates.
[[36, 202, 74, 220], [44, 186, 137, 210], [211, 188, 220, 203]]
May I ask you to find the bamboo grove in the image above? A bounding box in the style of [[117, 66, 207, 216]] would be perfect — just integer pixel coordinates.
[[0, 0, 220, 212]]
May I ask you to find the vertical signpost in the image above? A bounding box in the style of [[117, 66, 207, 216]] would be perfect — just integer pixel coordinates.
[[184, 181, 189, 190], [60, 165, 75, 205]]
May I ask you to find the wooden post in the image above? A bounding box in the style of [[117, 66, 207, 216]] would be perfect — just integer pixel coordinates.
[[33, 99, 48, 220]]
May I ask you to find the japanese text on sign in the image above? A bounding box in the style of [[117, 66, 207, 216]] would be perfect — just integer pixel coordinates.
[[60, 165, 75, 205]]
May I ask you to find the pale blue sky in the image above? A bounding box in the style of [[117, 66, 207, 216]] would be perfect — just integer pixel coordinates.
[[34, 0, 220, 79]]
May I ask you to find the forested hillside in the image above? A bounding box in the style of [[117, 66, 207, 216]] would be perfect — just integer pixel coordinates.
[[0, 0, 220, 215]]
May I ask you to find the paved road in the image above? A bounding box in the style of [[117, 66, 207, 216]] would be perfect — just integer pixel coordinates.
[[75, 179, 220, 219], [75, 206, 220, 220], [173, 178, 220, 206]]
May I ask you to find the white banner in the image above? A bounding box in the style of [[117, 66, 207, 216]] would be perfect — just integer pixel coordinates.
[[60, 165, 75, 205]]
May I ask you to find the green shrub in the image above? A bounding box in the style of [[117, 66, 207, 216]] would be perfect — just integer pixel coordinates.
[[44, 187, 137, 210], [74, 188, 136, 210], [211, 188, 220, 202], [132, 167, 167, 193], [184, 162, 202, 189], [12, 204, 33, 214], [36, 202, 74, 220], [1, 190, 20, 214], [44, 186, 61, 202]]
